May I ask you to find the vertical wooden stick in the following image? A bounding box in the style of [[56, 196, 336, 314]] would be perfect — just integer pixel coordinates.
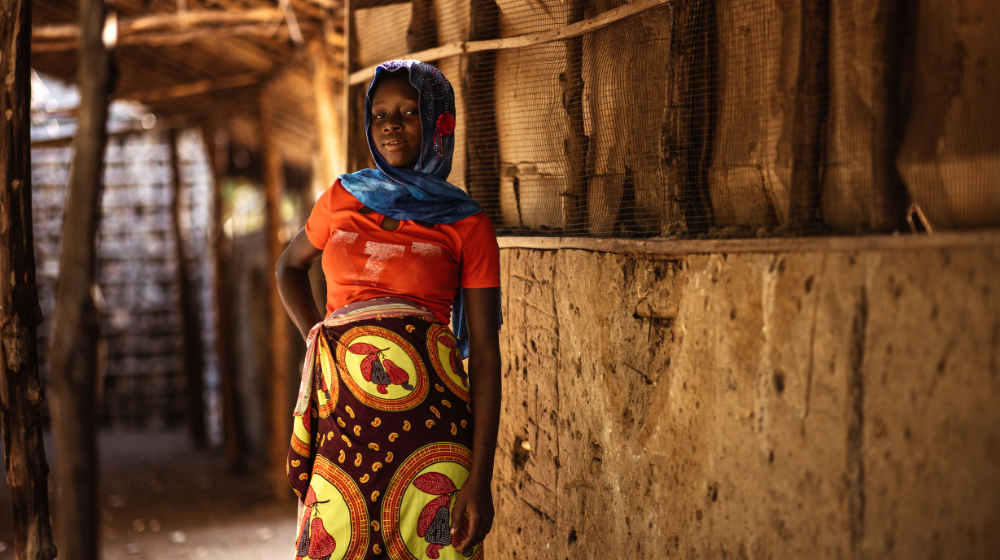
[[200, 122, 244, 471], [48, 0, 113, 556], [0, 0, 59, 558], [169, 129, 207, 448], [311, 38, 344, 188], [563, 0, 589, 234], [789, 0, 831, 229], [259, 88, 292, 498], [342, 0, 353, 173], [465, 0, 502, 218]]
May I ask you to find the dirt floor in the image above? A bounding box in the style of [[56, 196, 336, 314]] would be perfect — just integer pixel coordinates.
[[1, 430, 298, 559]]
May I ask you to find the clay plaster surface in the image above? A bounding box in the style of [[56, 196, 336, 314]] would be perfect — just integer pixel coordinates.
[[485, 245, 1000, 560]]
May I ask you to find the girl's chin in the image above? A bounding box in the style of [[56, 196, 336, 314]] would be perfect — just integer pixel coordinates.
[[382, 155, 419, 169]]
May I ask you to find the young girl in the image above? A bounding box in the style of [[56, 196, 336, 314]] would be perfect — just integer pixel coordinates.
[[276, 60, 501, 560]]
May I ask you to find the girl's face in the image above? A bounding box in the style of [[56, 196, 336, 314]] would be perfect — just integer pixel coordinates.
[[370, 74, 422, 169]]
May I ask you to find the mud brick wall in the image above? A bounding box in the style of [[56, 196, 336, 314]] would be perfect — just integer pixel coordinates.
[[486, 245, 1000, 559]]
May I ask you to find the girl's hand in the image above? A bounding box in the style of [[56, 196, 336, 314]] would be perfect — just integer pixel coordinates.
[[450, 474, 495, 553]]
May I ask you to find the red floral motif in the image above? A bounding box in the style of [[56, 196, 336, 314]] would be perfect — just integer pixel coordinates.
[[349, 343, 413, 394], [412, 472, 474, 558], [435, 111, 456, 137], [438, 334, 468, 387]]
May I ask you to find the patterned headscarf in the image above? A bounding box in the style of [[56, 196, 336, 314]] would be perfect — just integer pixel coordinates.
[[339, 60, 481, 224]]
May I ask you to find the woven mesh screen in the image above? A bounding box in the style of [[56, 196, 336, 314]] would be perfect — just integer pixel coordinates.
[[346, 0, 1000, 238]]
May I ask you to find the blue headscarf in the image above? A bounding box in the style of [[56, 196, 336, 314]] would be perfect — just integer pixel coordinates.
[[339, 60, 500, 357]]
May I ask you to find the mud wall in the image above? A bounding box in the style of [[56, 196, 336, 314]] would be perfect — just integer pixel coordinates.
[[486, 244, 1000, 559]]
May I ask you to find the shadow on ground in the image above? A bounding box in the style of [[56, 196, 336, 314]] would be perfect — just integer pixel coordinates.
[[1, 430, 297, 559]]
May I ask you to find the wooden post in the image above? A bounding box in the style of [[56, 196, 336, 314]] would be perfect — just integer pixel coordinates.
[[342, 0, 353, 173], [563, 0, 589, 234], [407, 0, 438, 53], [310, 38, 344, 188], [788, 0, 831, 229], [465, 0, 502, 219], [0, 0, 59, 558], [679, 0, 717, 234], [259, 88, 292, 498], [169, 129, 207, 448], [200, 122, 244, 471], [48, 0, 112, 556]]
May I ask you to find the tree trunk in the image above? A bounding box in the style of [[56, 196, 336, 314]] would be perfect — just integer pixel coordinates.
[[199, 122, 244, 471], [0, 0, 59, 558], [47, 0, 112, 556], [169, 129, 207, 448], [259, 89, 292, 498]]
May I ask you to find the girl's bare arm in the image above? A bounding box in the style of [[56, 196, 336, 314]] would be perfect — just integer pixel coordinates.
[[450, 287, 502, 552], [276, 228, 324, 341]]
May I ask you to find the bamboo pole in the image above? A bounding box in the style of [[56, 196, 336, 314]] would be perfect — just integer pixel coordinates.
[[169, 129, 207, 448], [0, 0, 59, 558], [47, 0, 113, 556], [259, 88, 293, 498]]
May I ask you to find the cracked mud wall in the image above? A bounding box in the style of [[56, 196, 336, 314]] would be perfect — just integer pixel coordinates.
[[485, 245, 1000, 559]]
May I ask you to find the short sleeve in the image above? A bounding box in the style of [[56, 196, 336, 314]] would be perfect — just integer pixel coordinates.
[[304, 183, 335, 250], [459, 214, 501, 289]]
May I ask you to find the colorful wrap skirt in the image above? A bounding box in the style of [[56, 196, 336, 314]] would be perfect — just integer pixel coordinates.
[[288, 297, 482, 560]]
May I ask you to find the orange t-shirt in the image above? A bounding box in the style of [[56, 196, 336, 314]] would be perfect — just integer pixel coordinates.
[[305, 180, 500, 324]]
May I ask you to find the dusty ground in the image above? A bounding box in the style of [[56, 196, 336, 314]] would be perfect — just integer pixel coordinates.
[[1, 430, 298, 559]]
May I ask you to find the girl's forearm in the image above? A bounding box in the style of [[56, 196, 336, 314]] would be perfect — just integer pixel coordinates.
[[467, 349, 502, 484]]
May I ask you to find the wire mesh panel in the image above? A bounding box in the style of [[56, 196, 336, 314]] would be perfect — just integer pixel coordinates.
[[345, 0, 1000, 238]]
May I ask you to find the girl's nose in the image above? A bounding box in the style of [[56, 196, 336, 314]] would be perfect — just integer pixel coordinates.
[[383, 113, 403, 130]]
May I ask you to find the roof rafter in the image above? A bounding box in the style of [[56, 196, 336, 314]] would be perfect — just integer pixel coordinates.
[[32, 7, 343, 52]]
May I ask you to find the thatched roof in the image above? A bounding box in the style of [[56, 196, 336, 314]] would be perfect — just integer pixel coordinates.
[[31, 0, 346, 169]]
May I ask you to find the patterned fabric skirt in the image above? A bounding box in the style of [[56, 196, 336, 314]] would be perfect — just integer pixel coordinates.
[[287, 298, 482, 560]]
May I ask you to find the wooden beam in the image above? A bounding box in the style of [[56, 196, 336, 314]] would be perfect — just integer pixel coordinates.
[[495, 230, 1000, 255], [47, 0, 113, 557], [0, 0, 59, 557], [126, 73, 262, 103], [33, 7, 281, 40], [349, 0, 675, 85], [31, 8, 342, 52]]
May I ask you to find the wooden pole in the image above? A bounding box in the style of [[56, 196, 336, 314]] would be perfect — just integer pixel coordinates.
[[47, 0, 112, 555], [465, 0, 502, 219], [342, 0, 354, 173], [0, 0, 59, 558], [310, 38, 344, 188], [788, 0, 831, 229], [259, 88, 292, 498], [562, 0, 589, 233], [169, 129, 207, 448], [199, 122, 244, 471]]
